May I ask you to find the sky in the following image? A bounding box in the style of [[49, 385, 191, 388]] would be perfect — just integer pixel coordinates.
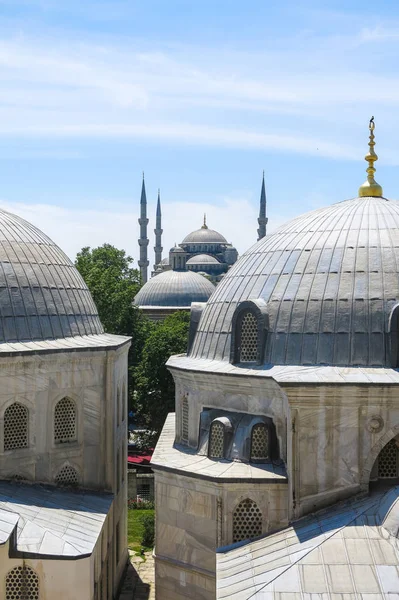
[[0, 0, 399, 266]]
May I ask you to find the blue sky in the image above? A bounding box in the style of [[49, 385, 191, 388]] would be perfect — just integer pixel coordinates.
[[0, 0, 398, 264]]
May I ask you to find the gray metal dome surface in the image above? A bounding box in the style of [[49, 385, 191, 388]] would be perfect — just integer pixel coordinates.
[[190, 196, 399, 367], [134, 269, 215, 308], [0, 208, 103, 343], [181, 227, 227, 245], [186, 254, 220, 265]]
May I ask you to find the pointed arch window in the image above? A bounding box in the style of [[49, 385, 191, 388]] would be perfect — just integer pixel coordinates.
[[55, 464, 79, 486], [54, 397, 77, 444], [389, 304, 399, 367], [231, 300, 268, 365], [6, 565, 39, 600], [181, 396, 189, 444], [250, 423, 270, 462], [233, 498, 262, 543], [4, 402, 28, 451], [209, 421, 225, 459]]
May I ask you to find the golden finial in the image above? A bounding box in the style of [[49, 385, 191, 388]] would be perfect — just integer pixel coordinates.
[[358, 116, 383, 197], [202, 213, 208, 229]]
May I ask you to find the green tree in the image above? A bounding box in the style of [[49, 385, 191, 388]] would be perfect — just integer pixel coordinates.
[[75, 244, 154, 409], [134, 312, 190, 433]]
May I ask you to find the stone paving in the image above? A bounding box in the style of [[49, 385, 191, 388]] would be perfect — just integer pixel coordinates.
[[118, 551, 155, 600]]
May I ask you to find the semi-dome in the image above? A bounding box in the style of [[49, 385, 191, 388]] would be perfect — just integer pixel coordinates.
[[134, 269, 215, 308], [0, 208, 103, 343], [186, 254, 220, 265], [190, 196, 399, 368]]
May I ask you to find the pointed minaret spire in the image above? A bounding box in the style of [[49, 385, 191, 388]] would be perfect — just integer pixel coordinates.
[[138, 174, 149, 283], [154, 188, 163, 270], [257, 171, 268, 241]]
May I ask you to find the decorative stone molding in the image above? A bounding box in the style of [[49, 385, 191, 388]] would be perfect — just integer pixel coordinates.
[[366, 415, 384, 433]]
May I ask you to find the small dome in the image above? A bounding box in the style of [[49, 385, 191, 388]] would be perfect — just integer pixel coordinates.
[[190, 196, 399, 368], [134, 270, 215, 308], [170, 244, 185, 254], [186, 254, 220, 266], [0, 208, 103, 343], [182, 227, 227, 245]]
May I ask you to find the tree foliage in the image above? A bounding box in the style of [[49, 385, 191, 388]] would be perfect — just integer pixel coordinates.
[[75, 244, 154, 408], [134, 312, 190, 432]]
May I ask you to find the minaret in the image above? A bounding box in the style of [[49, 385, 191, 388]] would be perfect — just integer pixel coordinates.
[[138, 174, 149, 283], [154, 189, 163, 270], [257, 171, 268, 241]]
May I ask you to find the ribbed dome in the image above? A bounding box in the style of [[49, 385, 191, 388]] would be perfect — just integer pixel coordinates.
[[0, 208, 103, 343], [186, 254, 220, 265], [190, 197, 399, 367], [134, 269, 215, 308], [182, 227, 227, 245]]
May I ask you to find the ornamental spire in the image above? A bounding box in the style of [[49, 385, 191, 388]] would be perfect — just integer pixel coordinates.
[[358, 116, 383, 198], [202, 213, 208, 229]]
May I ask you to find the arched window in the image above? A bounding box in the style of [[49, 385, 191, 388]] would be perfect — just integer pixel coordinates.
[[378, 438, 399, 479], [4, 402, 28, 451], [390, 304, 399, 367], [6, 565, 39, 600], [181, 396, 189, 443], [122, 380, 126, 423], [233, 498, 262, 543], [55, 464, 79, 486], [239, 312, 258, 362], [54, 397, 76, 444], [117, 386, 121, 426], [250, 424, 269, 462], [209, 421, 225, 459]]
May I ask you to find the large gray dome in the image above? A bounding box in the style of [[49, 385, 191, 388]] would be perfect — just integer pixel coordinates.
[[182, 227, 227, 245], [190, 196, 399, 367], [0, 208, 103, 343], [134, 269, 215, 308]]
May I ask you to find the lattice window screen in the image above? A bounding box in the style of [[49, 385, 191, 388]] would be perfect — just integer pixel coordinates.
[[5, 565, 39, 600], [233, 498, 262, 543], [117, 387, 121, 426], [378, 438, 399, 478], [251, 424, 269, 461], [122, 381, 126, 423], [209, 422, 225, 458], [4, 403, 28, 451], [55, 464, 79, 486], [239, 312, 258, 362], [54, 397, 76, 444], [181, 397, 189, 443]]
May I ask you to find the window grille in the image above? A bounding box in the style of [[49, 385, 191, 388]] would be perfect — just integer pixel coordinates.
[[122, 381, 126, 423], [54, 397, 76, 444], [378, 438, 399, 478], [55, 464, 79, 486], [251, 424, 269, 461], [239, 312, 258, 362], [4, 403, 28, 451], [137, 483, 151, 501], [181, 397, 189, 443], [209, 421, 225, 458], [6, 565, 39, 600], [233, 498, 262, 543], [117, 387, 121, 426]]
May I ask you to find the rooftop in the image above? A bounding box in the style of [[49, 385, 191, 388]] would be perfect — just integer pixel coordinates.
[[134, 269, 215, 308], [217, 486, 399, 599], [0, 480, 112, 558]]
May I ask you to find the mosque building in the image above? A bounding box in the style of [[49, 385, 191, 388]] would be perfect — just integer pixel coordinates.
[[0, 210, 130, 599], [150, 119, 399, 599], [134, 173, 267, 319]]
